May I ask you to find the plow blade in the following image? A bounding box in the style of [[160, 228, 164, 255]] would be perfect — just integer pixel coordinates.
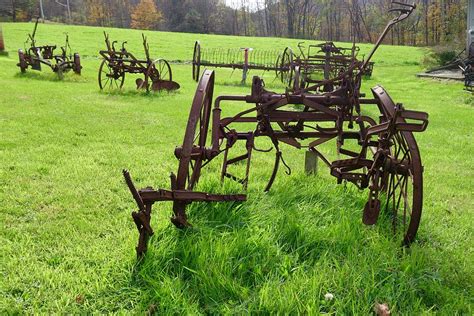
[[151, 80, 180, 92]]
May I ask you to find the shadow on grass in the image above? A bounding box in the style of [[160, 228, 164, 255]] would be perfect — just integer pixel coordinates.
[[98, 87, 182, 98], [95, 175, 472, 313], [14, 71, 87, 83]]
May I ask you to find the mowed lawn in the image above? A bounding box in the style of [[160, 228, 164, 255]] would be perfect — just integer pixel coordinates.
[[0, 23, 473, 314]]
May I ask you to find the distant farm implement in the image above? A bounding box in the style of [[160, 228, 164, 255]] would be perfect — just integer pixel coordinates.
[[17, 18, 81, 78], [192, 41, 288, 84], [124, 2, 427, 257], [461, 43, 474, 91], [286, 41, 375, 89], [192, 40, 375, 88], [418, 43, 474, 92], [98, 32, 179, 92]]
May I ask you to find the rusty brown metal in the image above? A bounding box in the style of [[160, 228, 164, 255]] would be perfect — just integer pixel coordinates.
[[99, 33, 179, 92], [288, 41, 375, 90], [125, 1, 426, 257], [192, 41, 290, 84], [16, 18, 81, 77]]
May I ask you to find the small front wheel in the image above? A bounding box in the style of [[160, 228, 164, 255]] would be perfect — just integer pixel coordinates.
[[98, 59, 125, 90]]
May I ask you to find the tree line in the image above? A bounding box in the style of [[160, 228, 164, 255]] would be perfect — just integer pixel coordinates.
[[1, 0, 468, 47]]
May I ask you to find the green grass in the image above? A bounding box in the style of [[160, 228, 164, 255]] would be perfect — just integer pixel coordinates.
[[0, 22, 473, 314]]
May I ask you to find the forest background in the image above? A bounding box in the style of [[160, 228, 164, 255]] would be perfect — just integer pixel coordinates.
[[0, 0, 468, 48]]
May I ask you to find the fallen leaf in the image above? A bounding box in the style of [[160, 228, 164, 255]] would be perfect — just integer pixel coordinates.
[[374, 302, 391, 316]]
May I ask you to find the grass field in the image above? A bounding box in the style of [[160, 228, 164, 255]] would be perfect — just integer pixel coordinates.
[[0, 22, 473, 314]]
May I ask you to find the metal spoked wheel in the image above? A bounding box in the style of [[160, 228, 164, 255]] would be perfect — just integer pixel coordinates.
[[155, 58, 172, 82], [367, 130, 423, 246], [278, 47, 294, 87], [144, 59, 174, 92], [18, 49, 27, 73], [98, 59, 125, 90], [192, 41, 201, 82], [171, 70, 215, 228]]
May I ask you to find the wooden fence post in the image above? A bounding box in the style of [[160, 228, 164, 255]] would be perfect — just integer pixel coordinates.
[[305, 150, 318, 175]]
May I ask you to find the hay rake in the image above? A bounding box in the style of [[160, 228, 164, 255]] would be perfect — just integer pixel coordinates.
[[192, 41, 290, 84], [124, 1, 427, 257], [98, 33, 180, 92]]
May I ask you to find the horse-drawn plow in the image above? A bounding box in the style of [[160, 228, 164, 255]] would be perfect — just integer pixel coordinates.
[[17, 18, 82, 78], [99, 33, 179, 92], [124, 1, 427, 257]]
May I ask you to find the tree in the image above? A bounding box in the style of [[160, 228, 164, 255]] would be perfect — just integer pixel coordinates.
[[130, 0, 162, 30], [86, 0, 108, 26]]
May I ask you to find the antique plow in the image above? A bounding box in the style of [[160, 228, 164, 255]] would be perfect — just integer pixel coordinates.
[[17, 18, 81, 78], [125, 1, 426, 257], [98, 33, 179, 92], [192, 41, 291, 84]]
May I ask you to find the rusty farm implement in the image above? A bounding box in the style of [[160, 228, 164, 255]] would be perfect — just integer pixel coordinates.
[[460, 43, 474, 91], [98, 33, 179, 92], [124, 1, 427, 257], [17, 18, 82, 78], [286, 41, 375, 89], [192, 41, 290, 84], [193, 40, 375, 89]]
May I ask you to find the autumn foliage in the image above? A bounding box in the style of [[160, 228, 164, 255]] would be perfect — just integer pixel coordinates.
[[130, 0, 162, 30], [3, 0, 469, 47]]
